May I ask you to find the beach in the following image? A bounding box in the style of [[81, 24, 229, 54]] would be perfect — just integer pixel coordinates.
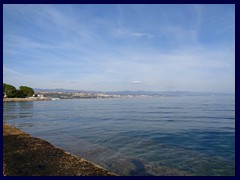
[[3, 123, 116, 176]]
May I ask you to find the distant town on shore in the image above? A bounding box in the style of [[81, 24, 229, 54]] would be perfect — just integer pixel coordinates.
[[3, 83, 233, 101], [34, 89, 233, 100]]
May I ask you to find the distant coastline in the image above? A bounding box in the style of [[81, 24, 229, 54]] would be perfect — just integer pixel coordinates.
[[3, 97, 51, 102], [3, 90, 234, 102], [34, 90, 233, 100]]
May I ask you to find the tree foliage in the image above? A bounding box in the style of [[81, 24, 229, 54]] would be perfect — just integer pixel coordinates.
[[15, 90, 26, 98], [3, 83, 17, 98], [19, 86, 34, 97], [3, 83, 35, 98]]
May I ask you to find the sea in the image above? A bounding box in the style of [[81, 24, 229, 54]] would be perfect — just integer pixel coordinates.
[[3, 94, 235, 176]]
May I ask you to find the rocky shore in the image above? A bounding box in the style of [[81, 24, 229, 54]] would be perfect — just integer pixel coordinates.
[[3, 123, 116, 176], [3, 97, 51, 102]]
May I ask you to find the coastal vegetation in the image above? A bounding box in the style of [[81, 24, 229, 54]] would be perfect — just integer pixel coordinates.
[[3, 83, 35, 98]]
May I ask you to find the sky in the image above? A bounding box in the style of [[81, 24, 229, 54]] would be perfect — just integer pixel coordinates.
[[3, 4, 235, 92]]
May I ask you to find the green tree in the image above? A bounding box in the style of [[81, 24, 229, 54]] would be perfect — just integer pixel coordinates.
[[15, 90, 27, 98], [19, 86, 34, 97], [3, 83, 17, 98]]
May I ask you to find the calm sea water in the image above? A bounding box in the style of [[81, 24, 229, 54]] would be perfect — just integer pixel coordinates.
[[3, 95, 235, 176]]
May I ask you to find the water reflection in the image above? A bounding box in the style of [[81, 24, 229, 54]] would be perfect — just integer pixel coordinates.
[[3, 101, 34, 121], [18, 101, 34, 110]]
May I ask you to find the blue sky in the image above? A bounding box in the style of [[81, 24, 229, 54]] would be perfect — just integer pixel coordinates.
[[3, 4, 235, 92]]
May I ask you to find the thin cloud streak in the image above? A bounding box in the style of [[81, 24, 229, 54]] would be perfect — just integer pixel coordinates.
[[130, 32, 155, 38], [131, 81, 143, 84]]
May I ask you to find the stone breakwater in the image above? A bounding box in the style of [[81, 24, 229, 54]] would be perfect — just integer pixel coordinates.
[[3, 97, 51, 102], [3, 123, 117, 176]]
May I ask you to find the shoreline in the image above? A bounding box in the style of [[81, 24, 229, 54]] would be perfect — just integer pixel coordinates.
[[3, 97, 52, 102], [3, 123, 117, 176]]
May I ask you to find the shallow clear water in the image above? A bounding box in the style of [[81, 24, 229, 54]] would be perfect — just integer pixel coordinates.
[[3, 95, 235, 176]]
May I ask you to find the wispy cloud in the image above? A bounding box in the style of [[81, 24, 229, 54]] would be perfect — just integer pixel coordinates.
[[3, 4, 235, 92], [131, 81, 142, 84], [69, 81, 79, 84], [130, 32, 154, 38]]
